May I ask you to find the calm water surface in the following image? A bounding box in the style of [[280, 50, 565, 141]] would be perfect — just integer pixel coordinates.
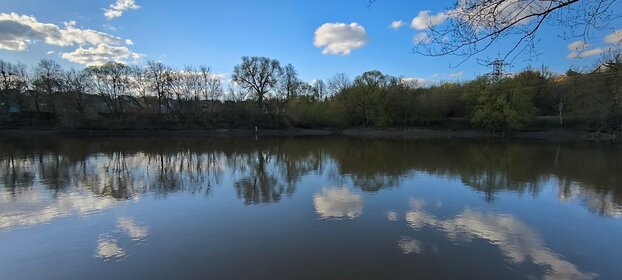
[[1, 136, 621, 280]]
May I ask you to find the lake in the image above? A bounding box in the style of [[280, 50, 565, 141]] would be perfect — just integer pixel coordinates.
[[0, 135, 621, 280]]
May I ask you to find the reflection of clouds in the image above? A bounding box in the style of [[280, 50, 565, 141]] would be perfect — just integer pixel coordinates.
[[387, 211, 398, 221], [95, 235, 126, 260], [405, 197, 435, 230], [397, 236, 423, 255], [404, 198, 597, 280], [0, 191, 117, 230], [117, 217, 149, 241], [94, 217, 149, 261], [313, 187, 363, 219]]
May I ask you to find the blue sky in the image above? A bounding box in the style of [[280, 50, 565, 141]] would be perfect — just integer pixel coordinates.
[[1, 0, 621, 83]]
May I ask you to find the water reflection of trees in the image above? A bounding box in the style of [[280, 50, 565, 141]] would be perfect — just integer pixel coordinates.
[[0, 136, 620, 216]]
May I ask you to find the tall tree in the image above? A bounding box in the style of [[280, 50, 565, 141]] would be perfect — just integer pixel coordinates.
[[86, 62, 130, 117], [276, 64, 300, 114], [32, 59, 63, 113], [146, 61, 173, 114], [62, 69, 90, 115], [232, 56, 282, 110], [327, 73, 352, 96]]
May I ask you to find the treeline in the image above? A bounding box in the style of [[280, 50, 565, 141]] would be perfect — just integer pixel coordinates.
[[0, 52, 621, 133]]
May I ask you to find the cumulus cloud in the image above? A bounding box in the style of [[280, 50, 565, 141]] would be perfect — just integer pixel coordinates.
[[389, 20, 405, 29], [313, 187, 364, 219], [104, 0, 141, 20], [313, 22, 368, 55], [0, 13, 128, 51], [411, 11, 448, 30], [604, 29, 622, 45], [568, 41, 590, 51], [401, 77, 426, 88], [410, 1, 555, 33], [61, 44, 143, 66], [567, 41, 589, 51], [567, 47, 608, 59], [0, 12, 140, 65]]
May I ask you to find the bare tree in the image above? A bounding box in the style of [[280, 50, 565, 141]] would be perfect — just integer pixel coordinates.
[[0, 60, 15, 91], [128, 65, 150, 109], [276, 64, 300, 114], [146, 61, 174, 114], [32, 59, 63, 113], [205, 73, 223, 112], [232, 56, 282, 110], [197, 66, 223, 112], [62, 69, 90, 115], [86, 62, 130, 117], [226, 82, 248, 102], [327, 73, 352, 96], [371, 0, 619, 62]]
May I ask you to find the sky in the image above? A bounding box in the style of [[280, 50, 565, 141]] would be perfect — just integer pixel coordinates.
[[1, 0, 621, 83]]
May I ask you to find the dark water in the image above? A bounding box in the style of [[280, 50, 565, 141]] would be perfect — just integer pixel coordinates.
[[0, 136, 621, 280]]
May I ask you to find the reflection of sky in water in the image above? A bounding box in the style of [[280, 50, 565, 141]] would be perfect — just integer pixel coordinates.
[[0, 137, 621, 279], [0, 190, 118, 230], [402, 197, 597, 280], [313, 187, 363, 219], [96, 217, 150, 260], [96, 235, 126, 260], [117, 217, 149, 241]]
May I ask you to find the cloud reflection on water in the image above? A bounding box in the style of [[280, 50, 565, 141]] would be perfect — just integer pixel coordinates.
[[403, 197, 597, 280], [313, 187, 363, 220]]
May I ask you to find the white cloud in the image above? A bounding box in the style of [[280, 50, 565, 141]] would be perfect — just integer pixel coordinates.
[[448, 71, 464, 78], [104, 0, 141, 20], [389, 20, 405, 29], [61, 44, 143, 66], [604, 29, 622, 45], [46, 50, 55, 55], [313, 187, 363, 219], [0, 12, 140, 66], [567, 47, 608, 59], [567, 41, 589, 51], [401, 77, 426, 88], [411, 10, 448, 30], [0, 13, 128, 51], [454, 0, 552, 30], [313, 22, 368, 55]]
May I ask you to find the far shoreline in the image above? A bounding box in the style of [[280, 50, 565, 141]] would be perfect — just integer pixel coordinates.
[[0, 127, 615, 142]]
